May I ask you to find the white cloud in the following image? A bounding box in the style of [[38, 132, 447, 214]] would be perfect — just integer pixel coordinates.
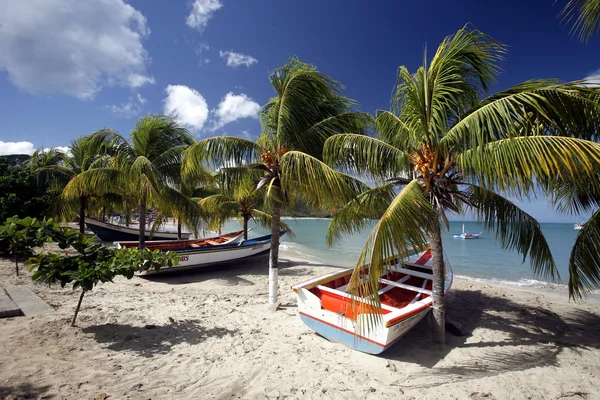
[[195, 43, 211, 66], [0, 0, 154, 99], [584, 69, 600, 86], [187, 0, 222, 31], [55, 146, 72, 156], [107, 93, 147, 118], [42, 146, 72, 157], [212, 92, 260, 130], [163, 85, 209, 131], [219, 51, 258, 68], [0, 141, 35, 156]]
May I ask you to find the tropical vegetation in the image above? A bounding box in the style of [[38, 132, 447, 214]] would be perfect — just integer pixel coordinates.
[[183, 57, 372, 303], [31, 137, 111, 233], [0, 156, 56, 221], [63, 115, 202, 248], [560, 0, 600, 41], [0, 216, 62, 276], [27, 228, 179, 326], [323, 26, 600, 343]]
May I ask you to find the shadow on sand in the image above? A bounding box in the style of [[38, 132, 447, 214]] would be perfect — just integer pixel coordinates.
[[82, 319, 238, 358], [383, 288, 600, 388], [140, 253, 344, 286], [0, 383, 54, 399]]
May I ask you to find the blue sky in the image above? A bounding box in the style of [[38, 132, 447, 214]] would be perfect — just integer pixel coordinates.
[[0, 0, 598, 223]]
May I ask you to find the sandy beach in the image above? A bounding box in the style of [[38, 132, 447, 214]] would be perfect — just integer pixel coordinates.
[[1, 248, 599, 400]]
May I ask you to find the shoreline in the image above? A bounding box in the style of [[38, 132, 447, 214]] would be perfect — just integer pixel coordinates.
[[279, 248, 600, 304]]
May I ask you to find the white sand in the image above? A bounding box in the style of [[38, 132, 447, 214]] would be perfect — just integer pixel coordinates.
[[1, 248, 600, 400]]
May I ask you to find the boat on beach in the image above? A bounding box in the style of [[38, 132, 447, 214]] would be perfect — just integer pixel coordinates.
[[291, 245, 452, 354], [116, 231, 284, 274], [453, 224, 481, 239], [85, 217, 191, 242]]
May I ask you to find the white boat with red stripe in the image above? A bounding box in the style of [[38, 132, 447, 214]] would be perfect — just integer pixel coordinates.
[[291, 244, 452, 354]]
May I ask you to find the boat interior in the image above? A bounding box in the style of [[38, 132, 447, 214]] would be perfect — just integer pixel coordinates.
[[307, 250, 435, 319], [117, 230, 244, 250]]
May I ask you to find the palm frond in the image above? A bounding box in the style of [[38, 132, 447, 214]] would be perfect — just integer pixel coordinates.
[[374, 110, 418, 153], [442, 81, 600, 151], [568, 208, 600, 298], [559, 0, 600, 42], [457, 136, 600, 195], [153, 185, 203, 237], [326, 183, 398, 245], [280, 151, 362, 210], [346, 180, 437, 333], [250, 209, 294, 238], [182, 137, 264, 177], [61, 168, 125, 200], [261, 57, 365, 157], [324, 133, 410, 182], [548, 168, 600, 214], [467, 185, 558, 280]]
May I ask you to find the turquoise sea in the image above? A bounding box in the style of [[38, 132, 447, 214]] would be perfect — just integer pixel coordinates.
[[219, 218, 582, 289]]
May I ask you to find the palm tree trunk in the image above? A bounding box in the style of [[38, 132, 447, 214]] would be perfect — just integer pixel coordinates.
[[102, 206, 106, 222], [79, 196, 86, 234], [243, 215, 249, 240], [268, 202, 281, 304], [430, 223, 446, 344], [177, 220, 182, 240], [71, 291, 85, 327], [138, 196, 147, 250]]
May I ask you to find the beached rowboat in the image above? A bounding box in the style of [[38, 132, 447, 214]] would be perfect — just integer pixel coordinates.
[[85, 217, 191, 241], [291, 245, 452, 354], [116, 231, 284, 274]]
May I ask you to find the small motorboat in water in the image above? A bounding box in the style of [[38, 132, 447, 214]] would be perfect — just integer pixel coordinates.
[[453, 224, 481, 239]]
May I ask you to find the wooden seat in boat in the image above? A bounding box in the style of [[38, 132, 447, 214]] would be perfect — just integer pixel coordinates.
[[393, 267, 433, 280], [378, 278, 432, 295], [205, 240, 222, 245]]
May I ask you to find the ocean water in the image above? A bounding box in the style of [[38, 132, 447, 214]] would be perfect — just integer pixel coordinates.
[[218, 218, 580, 288]]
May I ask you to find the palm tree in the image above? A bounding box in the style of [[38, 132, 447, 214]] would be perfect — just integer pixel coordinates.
[[184, 58, 372, 304], [198, 168, 292, 240], [323, 26, 600, 344], [31, 137, 108, 233], [559, 0, 600, 42], [67, 115, 200, 249]]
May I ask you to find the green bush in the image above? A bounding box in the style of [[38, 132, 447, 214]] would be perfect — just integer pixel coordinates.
[[0, 216, 62, 275], [27, 230, 179, 326]]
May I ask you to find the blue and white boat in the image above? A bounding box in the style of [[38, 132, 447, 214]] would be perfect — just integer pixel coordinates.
[[85, 217, 191, 241], [453, 224, 481, 239], [115, 231, 283, 274]]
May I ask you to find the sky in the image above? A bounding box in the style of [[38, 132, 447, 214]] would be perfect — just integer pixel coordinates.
[[0, 0, 598, 223]]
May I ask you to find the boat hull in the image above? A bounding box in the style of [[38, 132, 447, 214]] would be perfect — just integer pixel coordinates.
[[139, 233, 279, 275], [85, 218, 190, 241], [453, 234, 480, 239], [298, 306, 430, 354]]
